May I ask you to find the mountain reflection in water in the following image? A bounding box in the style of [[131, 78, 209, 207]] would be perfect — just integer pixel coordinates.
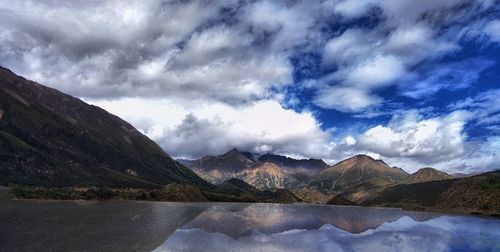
[[155, 203, 500, 252], [1, 198, 499, 252]]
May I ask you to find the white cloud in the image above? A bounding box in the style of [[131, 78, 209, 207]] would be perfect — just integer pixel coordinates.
[[314, 86, 382, 112], [485, 19, 500, 43], [449, 88, 500, 126], [341, 55, 407, 88], [87, 98, 334, 160], [332, 0, 376, 19], [315, 0, 478, 112], [357, 110, 470, 163]]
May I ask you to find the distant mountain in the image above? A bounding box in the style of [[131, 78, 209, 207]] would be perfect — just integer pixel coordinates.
[[257, 153, 328, 174], [450, 172, 482, 178], [399, 167, 452, 184], [0, 66, 209, 189], [362, 170, 500, 215], [238, 162, 298, 190], [180, 149, 328, 190], [180, 148, 255, 173], [306, 154, 409, 193]]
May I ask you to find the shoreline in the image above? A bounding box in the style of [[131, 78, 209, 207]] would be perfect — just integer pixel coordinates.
[[3, 186, 498, 218]]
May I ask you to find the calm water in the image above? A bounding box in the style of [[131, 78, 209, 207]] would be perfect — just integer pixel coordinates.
[[1, 195, 499, 251]]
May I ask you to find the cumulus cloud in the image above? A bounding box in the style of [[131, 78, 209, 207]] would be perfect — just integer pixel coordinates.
[[88, 98, 334, 159], [357, 110, 470, 163], [0, 0, 295, 103], [348, 106, 499, 173], [314, 0, 496, 112]]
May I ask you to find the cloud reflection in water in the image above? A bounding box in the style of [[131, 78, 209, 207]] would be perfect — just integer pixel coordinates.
[[154, 203, 500, 252]]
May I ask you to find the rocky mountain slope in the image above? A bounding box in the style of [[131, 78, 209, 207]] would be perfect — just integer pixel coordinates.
[[180, 149, 328, 190], [399, 167, 452, 184], [0, 66, 209, 189], [257, 153, 328, 174], [306, 154, 409, 194]]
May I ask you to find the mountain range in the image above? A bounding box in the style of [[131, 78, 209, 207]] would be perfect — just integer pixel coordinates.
[[178, 148, 328, 190], [180, 148, 499, 214], [1, 66, 498, 215]]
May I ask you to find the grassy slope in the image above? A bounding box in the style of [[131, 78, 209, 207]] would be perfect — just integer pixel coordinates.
[[362, 170, 500, 215]]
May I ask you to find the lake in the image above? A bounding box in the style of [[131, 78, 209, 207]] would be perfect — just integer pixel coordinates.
[[1, 197, 499, 251]]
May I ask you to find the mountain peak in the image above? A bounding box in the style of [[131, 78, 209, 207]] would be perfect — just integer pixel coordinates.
[[309, 154, 409, 193], [399, 167, 452, 184], [225, 148, 241, 155]]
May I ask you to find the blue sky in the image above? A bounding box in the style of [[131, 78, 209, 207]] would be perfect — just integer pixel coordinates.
[[0, 0, 499, 173]]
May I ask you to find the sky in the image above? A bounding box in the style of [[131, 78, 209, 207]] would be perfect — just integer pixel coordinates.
[[0, 0, 499, 173]]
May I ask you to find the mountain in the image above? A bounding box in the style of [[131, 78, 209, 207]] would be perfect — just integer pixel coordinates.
[[180, 149, 328, 190], [180, 148, 255, 172], [0, 66, 209, 189], [204, 178, 301, 203], [306, 154, 409, 193], [257, 153, 328, 174], [450, 172, 482, 178], [238, 162, 297, 190], [362, 170, 500, 215], [399, 167, 452, 184]]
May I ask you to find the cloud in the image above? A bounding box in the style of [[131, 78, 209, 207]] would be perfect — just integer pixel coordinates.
[[0, 0, 295, 103], [449, 88, 500, 127], [314, 0, 498, 112], [87, 98, 334, 160], [155, 206, 500, 252], [350, 107, 500, 173], [356, 110, 470, 163], [485, 19, 500, 43], [314, 86, 382, 112], [1, 0, 498, 173]]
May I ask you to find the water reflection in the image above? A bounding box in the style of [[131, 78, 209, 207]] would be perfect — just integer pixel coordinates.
[[0, 199, 211, 252], [155, 203, 500, 252]]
